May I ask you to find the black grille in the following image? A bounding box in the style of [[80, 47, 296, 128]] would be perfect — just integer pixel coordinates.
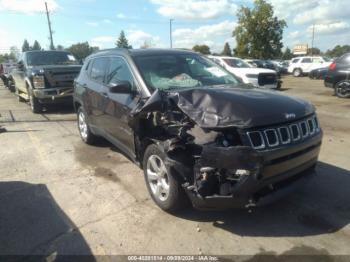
[[246, 115, 320, 150], [258, 73, 277, 86]]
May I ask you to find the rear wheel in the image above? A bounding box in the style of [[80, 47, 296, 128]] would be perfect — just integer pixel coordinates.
[[335, 81, 350, 98], [293, 68, 302, 77], [143, 144, 188, 212], [77, 107, 97, 144]]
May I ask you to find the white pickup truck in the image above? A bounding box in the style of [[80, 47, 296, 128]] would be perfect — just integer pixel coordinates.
[[288, 56, 332, 77], [208, 56, 281, 89]]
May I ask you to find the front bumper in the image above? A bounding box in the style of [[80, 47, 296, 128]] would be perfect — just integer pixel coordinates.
[[184, 132, 322, 210], [33, 87, 74, 101]]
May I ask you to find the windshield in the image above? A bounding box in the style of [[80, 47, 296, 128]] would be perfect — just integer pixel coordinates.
[[223, 58, 252, 68], [26, 52, 78, 66], [323, 57, 331, 62], [134, 53, 239, 91]]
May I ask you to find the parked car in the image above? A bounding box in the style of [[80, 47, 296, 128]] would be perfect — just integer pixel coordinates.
[[0, 61, 16, 91], [288, 56, 332, 77], [10, 51, 82, 113], [74, 48, 322, 212], [324, 53, 350, 98], [309, 67, 328, 80], [209, 56, 281, 89], [245, 59, 285, 76]]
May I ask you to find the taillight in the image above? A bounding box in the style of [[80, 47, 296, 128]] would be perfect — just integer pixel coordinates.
[[329, 62, 336, 71]]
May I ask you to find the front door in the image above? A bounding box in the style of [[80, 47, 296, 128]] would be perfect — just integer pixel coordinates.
[[102, 56, 139, 156]]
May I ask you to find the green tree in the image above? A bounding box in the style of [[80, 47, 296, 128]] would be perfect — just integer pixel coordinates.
[[56, 45, 65, 51], [307, 47, 321, 56], [32, 40, 42, 51], [22, 39, 30, 52], [233, 0, 286, 59], [221, 42, 232, 56], [281, 47, 293, 60], [325, 45, 350, 58], [192, 44, 211, 55], [116, 30, 132, 49], [67, 42, 99, 61]]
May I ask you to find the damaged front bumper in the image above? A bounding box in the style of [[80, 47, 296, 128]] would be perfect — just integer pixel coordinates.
[[33, 87, 74, 102], [184, 132, 322, 210]]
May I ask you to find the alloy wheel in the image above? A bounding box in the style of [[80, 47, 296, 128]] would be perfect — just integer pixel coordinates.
[[146, 155, 170, 202], [78, 111, 88, 140]]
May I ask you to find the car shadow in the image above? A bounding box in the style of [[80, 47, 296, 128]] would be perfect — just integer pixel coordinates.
[[42, 103, 75, 115], [0, 181, 95, 260], [174, 161, 350, 237]]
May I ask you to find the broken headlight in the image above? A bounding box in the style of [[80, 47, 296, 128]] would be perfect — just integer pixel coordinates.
[[215, 129, 242, 147], [33, 75, 45, 89]]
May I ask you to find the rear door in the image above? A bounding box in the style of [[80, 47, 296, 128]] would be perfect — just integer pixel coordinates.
[[102, 56, 139, 156], [84, 57, 109, 128], [300, 57, 313, 72]]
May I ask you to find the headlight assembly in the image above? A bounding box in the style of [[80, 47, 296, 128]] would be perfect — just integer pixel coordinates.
[[33, 75, 45, 89]]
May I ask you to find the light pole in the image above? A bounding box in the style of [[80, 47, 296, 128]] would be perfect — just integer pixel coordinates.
[[170, 19, 174, 48]]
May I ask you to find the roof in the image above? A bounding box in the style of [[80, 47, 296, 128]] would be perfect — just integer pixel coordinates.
[[24, 50, 70, 54], [91, 48, 197, 58]]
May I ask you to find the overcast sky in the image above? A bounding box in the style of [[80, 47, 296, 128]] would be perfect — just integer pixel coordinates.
[[0, 0, 349, 54]]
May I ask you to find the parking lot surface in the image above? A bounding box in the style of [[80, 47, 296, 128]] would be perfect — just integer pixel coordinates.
[[1, 76, 350, 257]]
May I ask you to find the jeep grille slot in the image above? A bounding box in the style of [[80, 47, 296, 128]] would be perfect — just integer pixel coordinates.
[[264, 129, 279, 147], [290, 124, 301, 141], [308, 119, 315, 135], [278, 127, 291, 144], [246, 115, 320, 150], [300, 121, 309, 138], [247, 131, 265, 149]]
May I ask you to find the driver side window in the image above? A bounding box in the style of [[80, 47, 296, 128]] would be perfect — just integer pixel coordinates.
[[106, 57, 134, 89]]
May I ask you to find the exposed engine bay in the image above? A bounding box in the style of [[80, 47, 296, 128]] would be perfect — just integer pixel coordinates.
[[129, 88, 266, 203]]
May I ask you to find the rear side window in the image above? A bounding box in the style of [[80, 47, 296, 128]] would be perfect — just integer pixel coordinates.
[[291, 59, 299, 63], [89, 57, 109, 83], [312, 58, 323, 63], [338, 54, 350, 64], [301, 58, 312, 63]]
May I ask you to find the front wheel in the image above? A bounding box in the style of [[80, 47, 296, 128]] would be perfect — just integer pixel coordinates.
[[28, 89, 42, 113], [143, 144, 188, 212], [335, 81, 350, 98], [293, 68, 302, 77]]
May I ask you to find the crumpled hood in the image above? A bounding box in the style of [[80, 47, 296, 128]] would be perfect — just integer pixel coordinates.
[[169, 86, 314, 129]]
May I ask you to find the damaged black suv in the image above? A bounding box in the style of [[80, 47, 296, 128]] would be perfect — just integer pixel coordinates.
[[74, 49, 322, 212]]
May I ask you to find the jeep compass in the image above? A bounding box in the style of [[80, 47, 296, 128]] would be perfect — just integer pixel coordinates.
[[73, 48, 322, 212]]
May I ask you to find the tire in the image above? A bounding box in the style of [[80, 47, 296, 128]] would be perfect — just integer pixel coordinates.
[[335, 81, 350, 98], [143, 144, 188, 212], [77, 107, 97, 145], [293, 68, 302, 77], [28, 88, 42, 113]]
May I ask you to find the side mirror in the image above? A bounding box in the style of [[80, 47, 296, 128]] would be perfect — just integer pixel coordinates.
[[108, 81, 134, 94]]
